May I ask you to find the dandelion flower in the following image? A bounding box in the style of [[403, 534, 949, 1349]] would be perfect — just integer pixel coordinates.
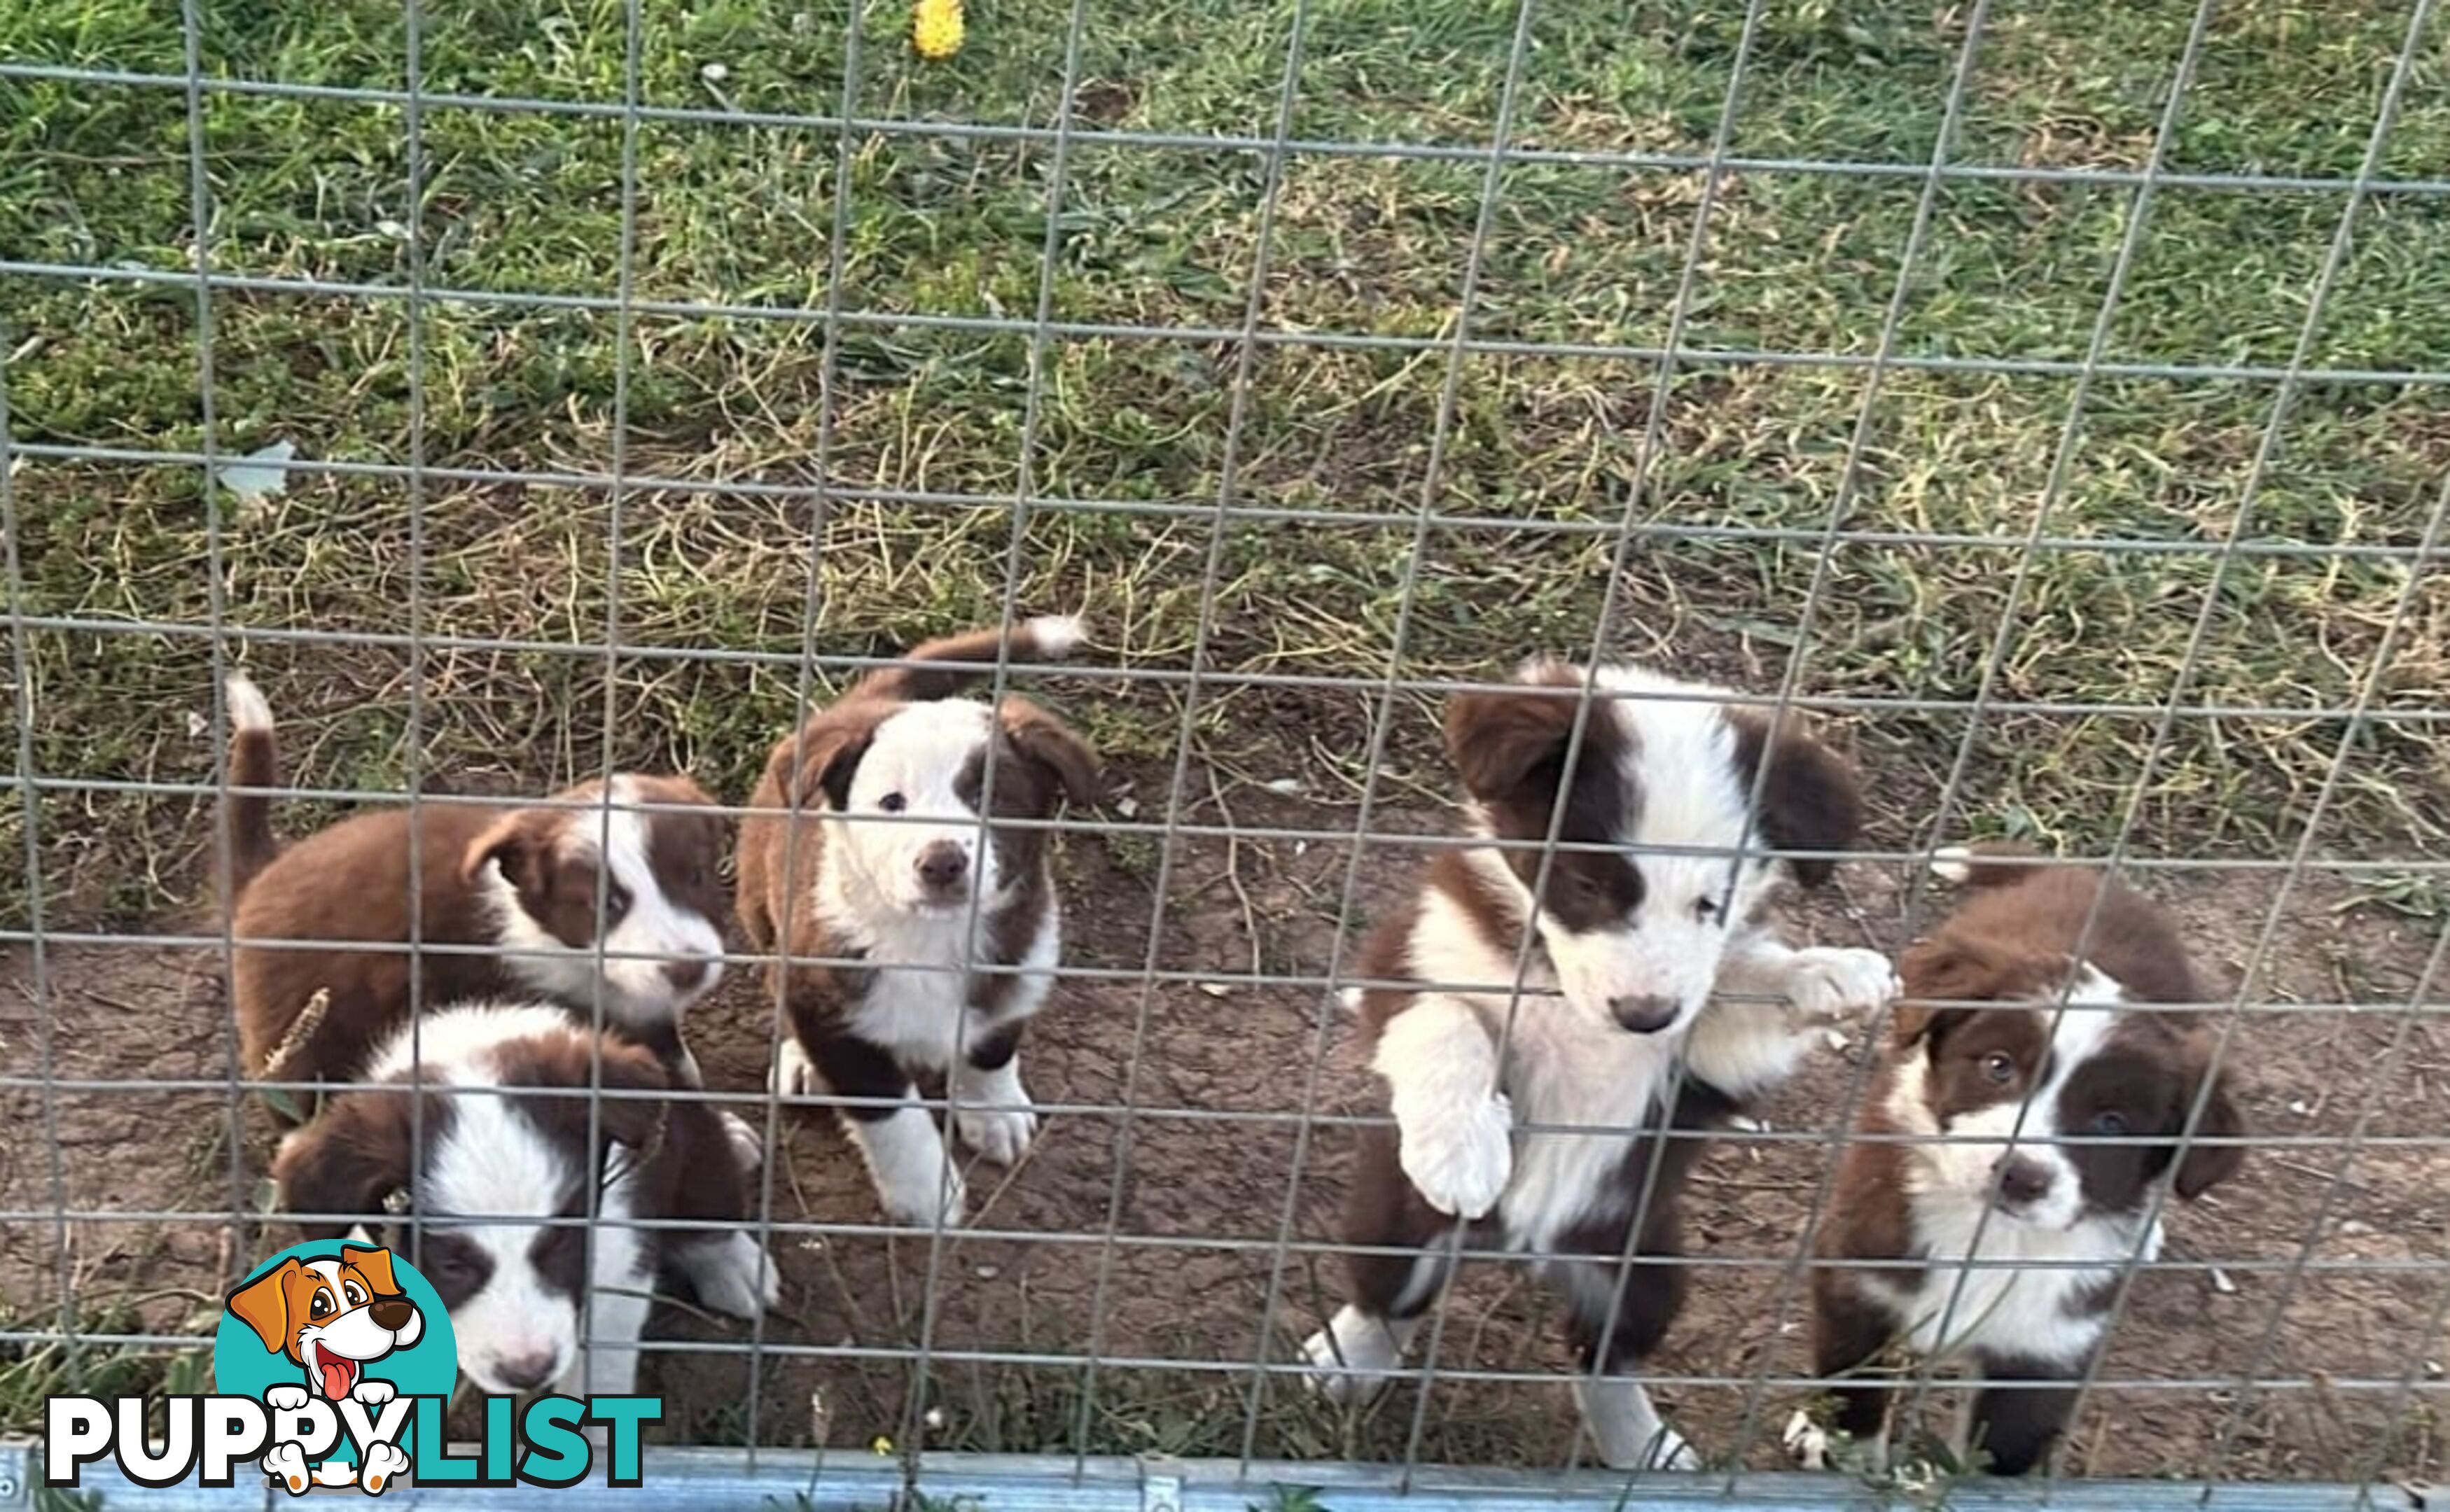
[[912, 0, 963, 59]]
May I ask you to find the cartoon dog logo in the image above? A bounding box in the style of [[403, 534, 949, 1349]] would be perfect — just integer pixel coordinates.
[[225, 1245, 422, 1492]]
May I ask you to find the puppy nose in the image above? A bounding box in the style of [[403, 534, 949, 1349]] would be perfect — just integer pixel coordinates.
[[1608, 995, 1679, 1033], [494, 1350, 560, 1392], [1991, 1155, 2053, 1208], [915, 842, 968, 892], [368, 1298, 414, 1331], [661, 954, 714, 992]]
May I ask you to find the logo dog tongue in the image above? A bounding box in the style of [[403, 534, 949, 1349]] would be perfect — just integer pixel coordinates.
[[310, 1341, 359, 1400]]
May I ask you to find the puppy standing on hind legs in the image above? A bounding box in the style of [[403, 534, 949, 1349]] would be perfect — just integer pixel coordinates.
[[1299, 659, 1898, 1471], [737, 615, 1099, 1228]]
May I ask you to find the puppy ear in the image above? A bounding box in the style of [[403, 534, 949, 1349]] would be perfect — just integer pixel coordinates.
[[1727, 710, 1861, 888], [785, 712, 879, 812], [592, 1037, 673, 1153], [463, 809, 551, 891], [274, 1091, 415, 1240], [1443, 682, 1581, 805], [1893, 935, 2000, 1051], [225, 1259, 302, 1355], [999, 698, 1101, 808], [2173, 1051, 2247, 1200], [344, 1245, 402, 1297]]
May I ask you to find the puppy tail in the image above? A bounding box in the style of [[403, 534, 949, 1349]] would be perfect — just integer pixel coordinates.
[[1929, 841, 2047, 890], [855, 613, 1085, 704], [222, 674, 282, 899]]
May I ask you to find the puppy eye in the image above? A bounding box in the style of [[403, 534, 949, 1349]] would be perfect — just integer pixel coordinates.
[[1692, 897, 1720, 923], [2091, 1110, 2129, 1136], [879, 792, 907, 814], [307, 1291, 333, 1319], [1979, 1051, 2017, 1084], [603, 884, 631, 924]]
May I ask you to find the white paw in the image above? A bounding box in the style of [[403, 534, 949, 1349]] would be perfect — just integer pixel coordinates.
[[350, 1378, 396, 1406], [1930, 844, 1975, 884], [1298, 1306, 1409, 1406], [359, 1441, 410, 1494], [721, 1110, 764, 1170], [1641, 1425, 1701, 1472], [770, 1038, 814, 1098], [690, 1233, 781, 1318], [880, 1166, 966, 1230], [1579, 1378, 1699, 1471], [1783, 1408, 1830, 1470], [264, 1383, 310, 1412], [263, 1441, 309, 1495], [955, 1099, 1038, 1167], [1783, 946, 1899, 1023], [1399, 1093, 1514, 1219]]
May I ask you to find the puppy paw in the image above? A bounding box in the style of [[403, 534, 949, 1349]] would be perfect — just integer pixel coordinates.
[[690, 1233, 781, 1319], [1398, 1093, 1514, 1219], [1643, 1424, 1701, 1472], [1783, 1408, 1830, 1471], [954, 1100, 1038, 1167], [1783, 946, 1899, 1023], [350, 1378, 396, 1406], [1298, 1306, 1409, 1406], [358, 1441, 410, 1494], [720, 1110, 765, 1171], [879, 1166, 966, 1231], [263, 1383, 310, 1413], [263, 1441, 310, 1496], [770, 1038, 815, 1098]]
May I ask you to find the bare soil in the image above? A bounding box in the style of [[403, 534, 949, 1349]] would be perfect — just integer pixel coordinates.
[[3, 766, 2445, 1486]]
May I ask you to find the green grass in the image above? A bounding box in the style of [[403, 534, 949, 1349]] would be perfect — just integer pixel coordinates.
[[4, 0, 2447, 924]]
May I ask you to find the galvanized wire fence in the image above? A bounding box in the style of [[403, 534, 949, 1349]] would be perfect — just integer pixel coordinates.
[[4, 0, 2448, 1506]]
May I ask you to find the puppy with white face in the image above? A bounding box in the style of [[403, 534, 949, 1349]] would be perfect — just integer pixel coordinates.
[[737, 615, 1098, 1228], [1300, 658, 1896, 1472], [274, 1004, 779, 1400], [1800, 846, 2246, 1478]]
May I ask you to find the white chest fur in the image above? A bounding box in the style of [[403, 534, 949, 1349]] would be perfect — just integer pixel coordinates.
[[1495, 994, 1682, 1252], [819, 863, 1059, 1073], [1867, 1063, 2156, 1367]]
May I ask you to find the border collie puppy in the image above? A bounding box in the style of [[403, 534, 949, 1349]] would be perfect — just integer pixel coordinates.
[[273, 1002, 780, 1398], [736, 615, 1097, 1228], [1793, 845, 2246, 1476], [1299, 659, 1897, 1470], [219, 676, 730, 1116]]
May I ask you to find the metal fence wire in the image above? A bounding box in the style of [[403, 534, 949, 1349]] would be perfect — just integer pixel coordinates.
[[2, 0, 2447, 1507]]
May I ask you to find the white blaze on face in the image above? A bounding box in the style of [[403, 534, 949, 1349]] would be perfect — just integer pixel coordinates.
[[1522, 671, 1779, 1037], [424, 1091, 584, 1394], [828, 701, 1008, 912], [1921, 966, 2128, 1232], [590, 778, 725, 1011]]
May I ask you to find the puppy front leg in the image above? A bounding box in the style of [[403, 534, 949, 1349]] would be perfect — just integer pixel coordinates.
[[1695, 934, 1896, 1099], [793, 1026, 966, 1227], [1374, 997, 1512, 1222], [852, 1096, 966, 1228], [952, 1018, 1037, 1166]]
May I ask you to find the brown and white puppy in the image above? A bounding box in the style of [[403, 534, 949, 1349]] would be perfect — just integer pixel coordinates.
[[1300, 659, 1895, 1470], [219, 676, 730, 1116], [273, 1002, 779, 1399], [1795, 844, 2247, 1478], [737, 615, 1097, 1228]]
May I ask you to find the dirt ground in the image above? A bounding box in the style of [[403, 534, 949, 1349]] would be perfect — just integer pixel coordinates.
[[3, 764, 2445, 1487]]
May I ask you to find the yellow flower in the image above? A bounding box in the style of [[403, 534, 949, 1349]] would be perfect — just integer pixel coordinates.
[[912, 0, 963, 59], [870, 1434, 894, 1455]]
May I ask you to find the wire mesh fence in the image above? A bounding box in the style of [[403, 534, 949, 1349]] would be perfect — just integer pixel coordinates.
[[3, 0, 2447, 1506]]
